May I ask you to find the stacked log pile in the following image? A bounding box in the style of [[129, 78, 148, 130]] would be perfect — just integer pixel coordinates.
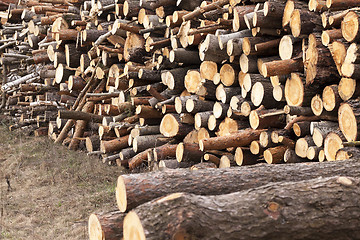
[[1, 0, 360, 238], [1, 0, 360, 167]]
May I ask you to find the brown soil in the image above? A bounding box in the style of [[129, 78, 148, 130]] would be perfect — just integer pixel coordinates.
[[0, 119, 125, 239]]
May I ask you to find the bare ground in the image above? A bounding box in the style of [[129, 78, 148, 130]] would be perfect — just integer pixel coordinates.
[[0, 121, 125, 239]]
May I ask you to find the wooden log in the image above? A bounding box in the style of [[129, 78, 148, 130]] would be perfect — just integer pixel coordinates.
[[194, 111, 213, 130], [295, 136, 315, 158], [115, 160, 360, 213], [123, 176, 360, 239], [311, 94, 324, 116], [322, 84, 341, 112], [176, 143, 203, 163], [311, 121, 340, 147], [132, 134, 168, 153], [342, 11, 360, 42], [284, 148, 304, 163], [185, 98, 214, 114], [261, 58, 303, 78], [290, 9, 322, 37], [160, 114, 194, 138], [338, 77, 360, 101], [128, 149, 151, 170], [338, 100, 360, 142], [199, 129, 261, 151], [100, 135, 129, 153], [293, 121, 311, 137], [234, 147, 257, 166], [264, 145, 287, 164], [284, 105, 313, 116], [58, 110, 103, 123], [88, 211, 125, 240], [249, 108, 286, 130], [324, 132, 344, 161], [307, 146, 322, 161], [153, 144, 177, 161], [284, 73, 319, 107], [335, 147, 360, 160]]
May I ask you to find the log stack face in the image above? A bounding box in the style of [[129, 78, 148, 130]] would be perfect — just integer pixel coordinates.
[[0, 0, 360, 239]]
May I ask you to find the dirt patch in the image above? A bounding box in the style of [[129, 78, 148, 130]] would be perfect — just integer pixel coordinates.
[[0, 122, 125, 239]]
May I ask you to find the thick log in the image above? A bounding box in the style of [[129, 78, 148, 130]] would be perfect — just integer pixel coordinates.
[[116, 160, 360, 213], [341, 11, 360, 42], [234, 147, 257, 166], [264, 145, 287, 164], [311, 121, 340, 147], [261, 58, 303, 77], [176, 142, 203, 163], [324, 132, 344, 161], [284, 73, 319, 107], [88, 211, 125, 240], [124, 176, 360, 239], [249, 108, 286, 130], [132, 134, 169, 153], [338, 77, 360, 101], [338, 100, 360, 142], [160, 114, 194, 138], [100, 135, 129, 153], [295, 136, 315, 158], [336, 147, 360, 160]]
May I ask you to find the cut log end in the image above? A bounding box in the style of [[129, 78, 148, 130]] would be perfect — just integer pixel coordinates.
[[290, 9, 301, 38], [88, 214, 103, 240], [279, 35, 293, 60], [160, 114, 179, 137], [311, 95, 323, 116], [285, 73, 304, 106], [341, 11, 358, 42], [295, 138, 310, 158], [338, 78, 356, 101], [313, 128, 324, 147], [200, 61, 217, 81], [338, 103, 357, 142], [123, 211, 146, 240], [249, 110, 259, 129], [250, 82, 264, 107], [219, 64, 236, 87], [176, 143, 184, 162], [116, 176, 127, 212], [322, 85, 337, 112]]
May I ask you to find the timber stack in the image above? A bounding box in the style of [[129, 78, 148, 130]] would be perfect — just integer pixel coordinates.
[[1, 0, 360, 238]]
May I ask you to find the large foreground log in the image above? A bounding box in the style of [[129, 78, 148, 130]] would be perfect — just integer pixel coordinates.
[[123, 176, 360, 240], [115, 159, 360, 212]]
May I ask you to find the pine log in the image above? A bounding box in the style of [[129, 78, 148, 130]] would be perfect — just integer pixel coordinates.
[[88, 211, 125, 240], [199, 129, 261, 151], [324, 132, 344, 161], [264, 145, 287, 164], [160, 114, 194, 138], [336, 147, 360, 160], [176, 142, 203, 163], [338, 100, 360, 142], [116, 160, 360, 213]]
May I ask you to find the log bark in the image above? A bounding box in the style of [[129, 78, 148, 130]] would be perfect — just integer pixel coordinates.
[[338, 100, 360, 142], [88, 211, 125, 240], [116, 160, 360, 214], [199, 129, 262, 151]]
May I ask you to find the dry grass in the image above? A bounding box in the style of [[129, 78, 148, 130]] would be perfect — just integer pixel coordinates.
[[0, 121, 125, 239]]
